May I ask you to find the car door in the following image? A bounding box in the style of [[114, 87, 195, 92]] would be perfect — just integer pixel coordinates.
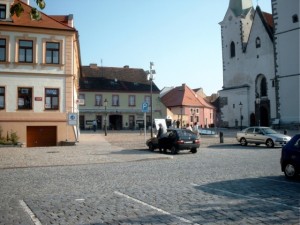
[[253, 128, 265, 144], [291, 137, 300, 168], [244, 128, 255, 143]]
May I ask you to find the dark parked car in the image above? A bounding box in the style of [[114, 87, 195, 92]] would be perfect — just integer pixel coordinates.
[[236, 126, 291, 148], [281, 134, 300, 179], [146, 128, 200, 154]]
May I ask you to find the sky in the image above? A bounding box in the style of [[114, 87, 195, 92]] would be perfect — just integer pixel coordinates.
[[39, 0, 272, 95]]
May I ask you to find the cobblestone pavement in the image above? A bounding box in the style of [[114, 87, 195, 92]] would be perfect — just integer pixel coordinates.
[[0, 129, 299, 225]]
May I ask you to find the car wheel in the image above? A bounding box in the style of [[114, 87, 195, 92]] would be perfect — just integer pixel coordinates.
[[171, 146, 178, 155], [191, 148, 197, 153], [240, 138, 247, 146], [148, 143, 154, 151], [284, 163, 297, 179], [266, 139, 274, 148]]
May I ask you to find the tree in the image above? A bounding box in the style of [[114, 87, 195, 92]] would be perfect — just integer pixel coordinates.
[[10, 0, 46, 19]]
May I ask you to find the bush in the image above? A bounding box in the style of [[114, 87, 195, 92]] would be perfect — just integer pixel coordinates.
[[0, 126, 20, 145]]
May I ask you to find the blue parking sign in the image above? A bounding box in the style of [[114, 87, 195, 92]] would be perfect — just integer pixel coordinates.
[[142, 102, 149, 112]]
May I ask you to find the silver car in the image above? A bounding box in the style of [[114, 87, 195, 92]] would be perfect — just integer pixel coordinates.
[[236, 126, 291, 148]]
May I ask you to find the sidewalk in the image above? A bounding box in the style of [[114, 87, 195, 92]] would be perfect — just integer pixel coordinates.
[[0, 131, 173, 169]]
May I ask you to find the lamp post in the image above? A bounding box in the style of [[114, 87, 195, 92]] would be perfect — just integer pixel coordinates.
[[256, 97, 261, 126], [146, 62, 156, 138], [239, 102, 243, 130], [104, 98, 108, 136]]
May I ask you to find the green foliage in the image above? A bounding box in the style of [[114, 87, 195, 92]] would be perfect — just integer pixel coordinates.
[[10, 0, 46, 18], [0, 127, 20, 145]]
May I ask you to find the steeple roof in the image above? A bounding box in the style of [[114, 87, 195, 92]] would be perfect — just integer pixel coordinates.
[[229, 0, 253, 16]]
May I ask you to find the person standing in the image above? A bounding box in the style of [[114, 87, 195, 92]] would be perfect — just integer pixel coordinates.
[[92, 120, 97, 132]]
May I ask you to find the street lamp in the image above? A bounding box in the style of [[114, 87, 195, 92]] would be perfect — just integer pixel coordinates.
[[239, 102, 243, 130], [104, 98, 108, 136], [146, 62, 156, 138], [256, 97, 261, 126]]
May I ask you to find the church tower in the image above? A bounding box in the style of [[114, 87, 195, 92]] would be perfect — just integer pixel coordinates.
[[218, 0, 275, 128]]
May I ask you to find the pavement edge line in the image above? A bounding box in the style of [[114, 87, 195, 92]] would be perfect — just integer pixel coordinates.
[[19, 200, 43, 225]]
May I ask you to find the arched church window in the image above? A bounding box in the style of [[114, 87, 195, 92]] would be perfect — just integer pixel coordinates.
[[292, 14, 298, 23], [256, 37, 261, 48], [260, 77, 267, 97], [230, 41, 235, 58]]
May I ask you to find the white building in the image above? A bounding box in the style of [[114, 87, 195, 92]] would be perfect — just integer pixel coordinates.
[[272, 0, 300, 125], [219, 0, 276, 128]]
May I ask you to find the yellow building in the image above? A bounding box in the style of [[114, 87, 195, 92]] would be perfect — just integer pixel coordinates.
[[0, 0, 81, 147], [79, 64, 164, 132]]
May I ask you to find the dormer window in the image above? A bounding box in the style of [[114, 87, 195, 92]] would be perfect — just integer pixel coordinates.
[[256, 37, 261, 48], [0, 4, 6, 19]]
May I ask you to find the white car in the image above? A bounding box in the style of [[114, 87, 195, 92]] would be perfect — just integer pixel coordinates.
[[236, 126, 291, 148]]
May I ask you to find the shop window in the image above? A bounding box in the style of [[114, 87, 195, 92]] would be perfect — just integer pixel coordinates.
[[18, 87, 32, 110], [45, 88, 59, 110], [0, 87, 4, 109]]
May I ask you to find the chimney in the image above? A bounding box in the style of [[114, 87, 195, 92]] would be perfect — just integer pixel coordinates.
[[21, 0, 29, 4], [68, 14, 74, 28], [123, 65, 129, 68], [89, 63, 98, 69]]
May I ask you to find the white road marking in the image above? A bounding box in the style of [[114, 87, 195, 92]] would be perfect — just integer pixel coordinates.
[[191, 183, 300, 210], [19, 200, 43, 225], [114, 191, 199, 225]]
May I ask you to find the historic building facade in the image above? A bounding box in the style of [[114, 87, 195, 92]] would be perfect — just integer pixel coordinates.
[[219, 0, 275, 128], [0, 0, 81, 146], [79, 64, 165, 132]]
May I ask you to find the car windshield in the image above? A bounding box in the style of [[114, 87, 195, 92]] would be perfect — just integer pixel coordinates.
[[177, 130, 196, 138], [261, 128, 277, 134]]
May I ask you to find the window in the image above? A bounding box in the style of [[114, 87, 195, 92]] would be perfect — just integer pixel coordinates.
[[256, 37, 261, 48], [129, 95, 135, 106], [0, 87, 5, 109], [46, 42, 60, 64], [0, 4, 6, 19], [145, 95, 151, 106], [18, 87, 32, 110], [112, 95, 119, 106], [19, 40, 33, 63], [78, 94, 85, 106], [95, 94, 102, 106], [0, 38, 6, 62], [230, 41, 235, 58], [45, 88, 59, 110], [292, 14, 299, 23]]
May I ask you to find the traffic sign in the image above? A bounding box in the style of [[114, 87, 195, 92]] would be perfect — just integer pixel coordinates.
[[142, 102, 149, 112]]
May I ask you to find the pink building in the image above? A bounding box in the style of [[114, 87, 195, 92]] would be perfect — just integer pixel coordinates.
[[160, 84, 216, 128]]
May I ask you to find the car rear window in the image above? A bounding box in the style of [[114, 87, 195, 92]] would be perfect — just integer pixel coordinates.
[[177, 130, 196, 138]]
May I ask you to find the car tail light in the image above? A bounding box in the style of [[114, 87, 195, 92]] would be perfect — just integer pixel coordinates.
[[176, 140, 185, 144], [194, 139, 200, 144]]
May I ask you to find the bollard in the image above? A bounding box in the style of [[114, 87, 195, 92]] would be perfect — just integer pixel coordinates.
[[219, 132, 224, 143], [284, 129, 287, 135]]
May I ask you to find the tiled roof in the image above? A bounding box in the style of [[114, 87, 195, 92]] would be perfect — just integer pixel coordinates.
[[79, 76, 160, 93], [0, 0, 76, 31], [82, 65, 153, 84], [80, 65, 160, 93], [161, 84, 214, 109]]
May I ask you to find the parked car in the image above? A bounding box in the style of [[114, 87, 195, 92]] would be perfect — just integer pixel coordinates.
[[146, 128, 200, 154], [281, 134, 300, 179], [236, 126, 291, 148]]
